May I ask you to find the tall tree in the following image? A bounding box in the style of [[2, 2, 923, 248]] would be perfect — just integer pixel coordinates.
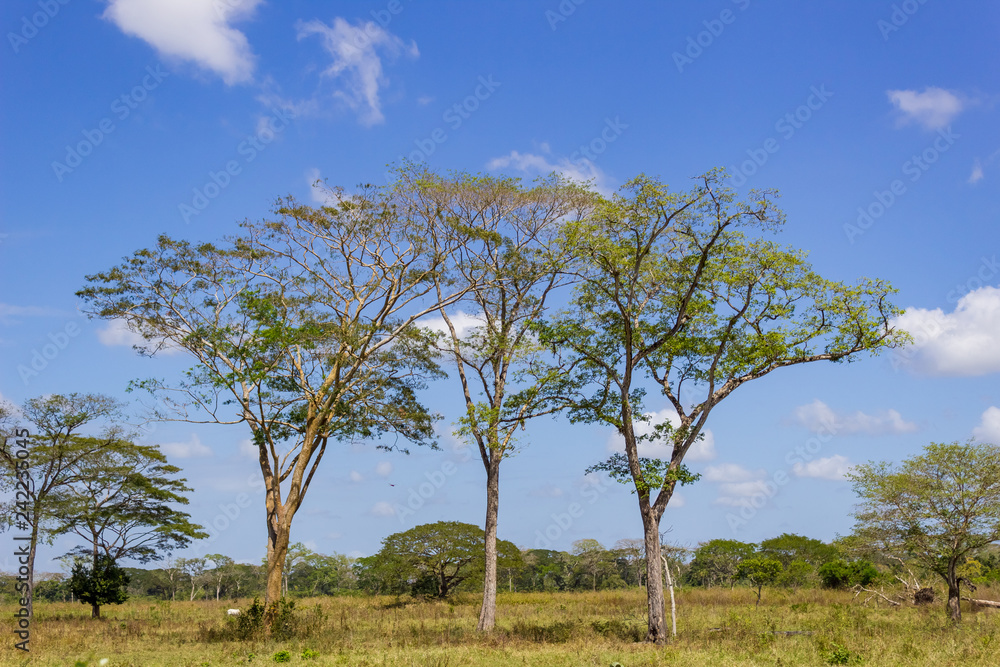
[[77, 166, 487, 605], [0, 393, 127, 617], [52, 439, 206, 616], [845, 440, 1000, 622], [419, 170, 594, 630], [536, 170, 907, 643]]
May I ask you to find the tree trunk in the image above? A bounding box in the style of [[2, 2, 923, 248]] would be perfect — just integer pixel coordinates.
[[91, 602, 100, 619], [477, 457, 500, 632], [946, 564, 962, 622], [265, 509, 290, 606], [642, 509, 667, 644]]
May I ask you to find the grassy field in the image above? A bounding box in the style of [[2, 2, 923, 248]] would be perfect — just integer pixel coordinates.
[[3, 587, 1000, 666]]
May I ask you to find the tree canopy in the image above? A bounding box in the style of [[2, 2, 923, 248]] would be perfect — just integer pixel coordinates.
[[845, 440, 1000, 622]]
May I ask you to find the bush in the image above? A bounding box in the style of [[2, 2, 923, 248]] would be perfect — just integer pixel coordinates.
[[818, 560, 879, 589]]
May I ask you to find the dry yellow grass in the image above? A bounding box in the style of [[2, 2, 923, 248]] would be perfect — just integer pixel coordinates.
[[2, 587, 999, 666]]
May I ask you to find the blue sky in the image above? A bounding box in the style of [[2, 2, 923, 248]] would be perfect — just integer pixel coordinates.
[[2, 0, 999, 573]]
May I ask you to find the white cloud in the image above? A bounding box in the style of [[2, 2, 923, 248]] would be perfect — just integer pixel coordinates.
[[375, 461, 393, 477], [969, 159, 984, 184], [487, 150, 610, 194], [792, 455, 852, 481], [703, 462, 765, 483], [96, 319, 182, 355], [370, 501, 395, 517], [606, 408, 717, 461], [421, 310, 485, 341], [893, 287, 1000, 376], [103, 0, 261, 85], [296, 17, 418, 126], [791, 399, 917, 435], [160, 433, 213, 458], [349, 470, 364, 483], [887, 87, 964, 130], [973, 407, 1000, 444]]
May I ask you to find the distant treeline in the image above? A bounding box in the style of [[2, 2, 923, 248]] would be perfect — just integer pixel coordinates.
[[8, 531, 1000, 604]]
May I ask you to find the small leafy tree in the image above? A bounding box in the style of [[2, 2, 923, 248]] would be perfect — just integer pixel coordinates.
[[70, 554, 130, 618], [736, 556, 783, 607], [846, 440, 1000, 622]]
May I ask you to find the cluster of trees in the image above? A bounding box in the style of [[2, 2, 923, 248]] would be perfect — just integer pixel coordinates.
[[72, 164, 907, 642], [0, 394, 205, 617]]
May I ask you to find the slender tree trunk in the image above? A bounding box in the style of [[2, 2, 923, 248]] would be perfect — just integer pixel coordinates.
[[477, 458, 500, 632], [642, 509, 667, 644], [26, 517, 39, 619], [91, 602, 100, 619], [662, 555, 677, 638]]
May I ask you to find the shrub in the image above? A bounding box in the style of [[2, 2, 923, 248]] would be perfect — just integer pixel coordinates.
[[818, 560, 879, 589]]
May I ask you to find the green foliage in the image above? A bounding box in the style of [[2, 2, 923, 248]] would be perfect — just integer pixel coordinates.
[[847, 440, 1000, 620], [825, 643, 863, 665], [818, 560, 879, 589], [736, 556, 783, 606], [271, 650, 291, 663], [758, 533, 839, 567], [686, 539, 756, 587], [70, 554, 130, 615], [358, 521, 522, 598], [300, 648, 320, 660], [586, 453, 700, 494]]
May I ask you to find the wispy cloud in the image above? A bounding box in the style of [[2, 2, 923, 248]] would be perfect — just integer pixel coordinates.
[[160, 433, 213, 458], [0, 303, 69, 325], [296, 17, 418, 126], [791, 399, 918, 435], [887, 87, 964, 130], [792, 454, 852, 480], [370, 501, 395, 517], [375, 461, 393, 477], [96, 319, 182, 355], [487, 148, 610, 194], [103, 0, 261, 85], [893, 287, 1000, 376]]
